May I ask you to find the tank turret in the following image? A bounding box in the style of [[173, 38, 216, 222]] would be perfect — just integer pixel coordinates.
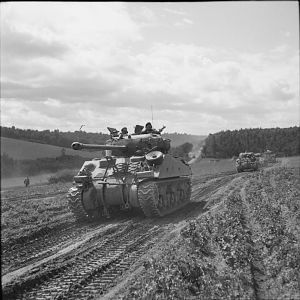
[[67, 127, 191, 221], [71, 133, 171, 157]]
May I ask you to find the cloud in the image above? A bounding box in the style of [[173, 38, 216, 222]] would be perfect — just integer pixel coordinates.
[[182, 18, 193, 25], [281, 30, 291, 38], [163, 7, 187, 16], [162, 5, 193, 28], [267, 80, 295, 102], [174, 18, 194, 27], [1, 3, 141, 43], [1, 75, 118, 103], [2, 41, 298, 133], [1, 23, 69, 60], [0, 3, 299, 135], [134, 6, 158, 26]]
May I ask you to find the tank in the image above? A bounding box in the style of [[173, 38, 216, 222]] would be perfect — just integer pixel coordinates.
[[255, 153, 268, 168], [263, 150, 276, 163], [236, 152, 259, 173], [67, 129, 192, 221]]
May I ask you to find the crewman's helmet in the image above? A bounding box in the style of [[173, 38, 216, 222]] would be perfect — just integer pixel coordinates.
[[121, 127, 128, 134]]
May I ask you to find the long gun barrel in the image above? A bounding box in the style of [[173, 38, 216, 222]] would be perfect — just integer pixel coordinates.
[[72, 142, 127, 151]]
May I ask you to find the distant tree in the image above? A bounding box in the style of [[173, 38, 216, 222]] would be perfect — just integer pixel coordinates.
[[0, 126, 110, 148], [203, 127, 300, 158]]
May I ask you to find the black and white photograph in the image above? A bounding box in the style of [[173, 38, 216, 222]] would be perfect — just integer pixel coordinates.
[[1, 1, 299, 299]]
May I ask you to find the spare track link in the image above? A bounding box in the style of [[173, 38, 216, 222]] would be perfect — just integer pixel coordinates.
[[138, 177, 191, 217], [67, 187, 90, 222]]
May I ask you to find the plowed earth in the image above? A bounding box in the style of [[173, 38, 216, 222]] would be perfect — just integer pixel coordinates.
[[1, 157, 299, 300]]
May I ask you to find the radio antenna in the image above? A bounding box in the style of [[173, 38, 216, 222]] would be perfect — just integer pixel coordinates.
[[78, 124, 85, 141], [151, 105, 153, 124]]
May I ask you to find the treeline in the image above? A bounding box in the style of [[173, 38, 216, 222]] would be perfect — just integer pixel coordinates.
[[170, 142, 194, 161], [1, 126, 110, 148], [1, 153, 86, 178], [1, 126, 204, 149], [202, 127, 300, 158]]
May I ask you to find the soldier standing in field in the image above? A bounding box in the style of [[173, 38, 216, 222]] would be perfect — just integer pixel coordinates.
[[24, 176, 30, 187]]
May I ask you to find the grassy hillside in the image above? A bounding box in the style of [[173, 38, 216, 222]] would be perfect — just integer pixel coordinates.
[[1, 137, 98, 160]]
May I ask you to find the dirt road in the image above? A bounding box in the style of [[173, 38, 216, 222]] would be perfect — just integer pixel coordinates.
[[1, 158, 299, 299]]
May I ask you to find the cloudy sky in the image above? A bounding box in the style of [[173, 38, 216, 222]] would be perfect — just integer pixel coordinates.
[[1, 2, 299, 135]]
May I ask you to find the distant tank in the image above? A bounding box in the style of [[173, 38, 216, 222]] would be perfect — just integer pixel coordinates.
[[255, 153, 268, 167], [236, 152, 259, 173], [263, 150, 276, 163], [67, 127, 192, 220]]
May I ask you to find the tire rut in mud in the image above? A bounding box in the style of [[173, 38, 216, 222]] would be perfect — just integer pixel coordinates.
[[2, 191, 66, 202], [151, 172, 246, 226], [2, 221, 116, 275], [3, 222, 164, 300], [2, 172, 242, 300], [239, 181, 268, 300], [192, 172, 241, 200]]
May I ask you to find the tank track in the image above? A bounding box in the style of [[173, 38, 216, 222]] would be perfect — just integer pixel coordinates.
[[137, 182, 160, 217], [138, 177, 191, 217], [67, 187, 90, 222]]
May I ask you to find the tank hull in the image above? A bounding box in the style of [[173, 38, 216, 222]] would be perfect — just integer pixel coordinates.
[[236, 161, 258, 172], [67, 153, 192, 220], [236, 153, 259, 173]]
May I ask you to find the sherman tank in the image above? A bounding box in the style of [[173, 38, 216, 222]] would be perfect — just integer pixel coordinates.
[[236, 152, 259, 173], [67, 127, 192, 221]]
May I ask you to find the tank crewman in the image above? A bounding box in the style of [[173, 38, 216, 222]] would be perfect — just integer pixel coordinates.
[[132, 125, 144, 135], [24, 176, 30, 187], [119, 127, 129, 139], [141, 122, 166, 134], [107, 127, 120, 141]]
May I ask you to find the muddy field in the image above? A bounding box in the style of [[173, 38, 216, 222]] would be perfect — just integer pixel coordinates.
[[1, 157, 299, 299]]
